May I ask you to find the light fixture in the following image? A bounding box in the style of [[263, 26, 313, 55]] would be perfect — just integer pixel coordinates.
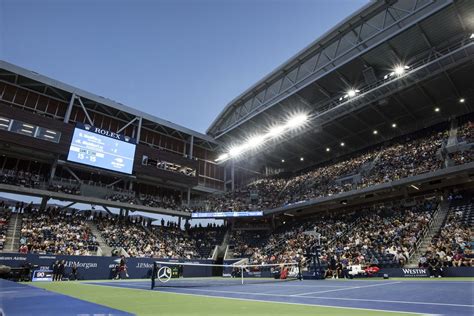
[[384, 65, 410, 79], [459, 98, 465, 103], [300, 157, 304, 161], [373, 130, 378, 135], [340, 142, 345, 147], [229, 145, 246, 157], [347, 89, 359, 98], [285, 114, 308, 129], [216, 153, 229, 162], [247, 135, 266, 148], [470, 33, 474, 39], [339, 89, 360, 101], [434, 107, 440, 112], [326, 147, 331, 152], [267, 125, 285, 137], [392, 123, 397, 128], [214, 113, 309, 162], [410, 184, 420, 191], [281, 159, 285, 163]]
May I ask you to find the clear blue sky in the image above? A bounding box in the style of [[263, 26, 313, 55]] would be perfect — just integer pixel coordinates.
[[0, 0, 367, 133]]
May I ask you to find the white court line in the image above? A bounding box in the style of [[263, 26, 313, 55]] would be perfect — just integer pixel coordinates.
[[83, 282, 426, 315], [290, 281, 402, 296], [151, 285, 473, 308], [297, 295, 474, 308]]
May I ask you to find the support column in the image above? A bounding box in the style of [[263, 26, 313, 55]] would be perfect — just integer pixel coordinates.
[[40, 196, 50, 211], [189, 135, 194, 159], [178, 216, 182, 228], [63, 93, 76, 123], [230, 160, 235, 191], [136, 117, 142, 144], [187, 187, 191, 206], [49, 159, 58, 183]]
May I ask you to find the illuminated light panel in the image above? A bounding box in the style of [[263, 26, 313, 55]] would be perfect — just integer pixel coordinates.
[[340, 142, 345, 147], [21, 129, 33, 133], [434, 107, 440, 112], [214, 113, 310, 162], [285, 114, 308, 129], [459, 98, 465, 103], [326, 147, 331, 152], [373, 130, 378, 135], [470, 33, 474, 39], [281, 159, 285, 163], [267, 125, 285, 137], [300, 157, 304, 161], [247, 135, 266, 148], [392, 123, 397, 128], [22, 124, 34, 129]]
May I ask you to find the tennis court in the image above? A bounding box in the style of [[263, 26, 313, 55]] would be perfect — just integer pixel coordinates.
[[83, 278, 474, 315]]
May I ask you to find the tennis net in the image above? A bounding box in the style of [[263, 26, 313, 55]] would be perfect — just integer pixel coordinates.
[[152, 261, 301, 287]]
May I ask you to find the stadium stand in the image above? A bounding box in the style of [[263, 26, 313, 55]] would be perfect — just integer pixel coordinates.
[[0, 202, 10, 251], [227, 199, 438, 272], [198, 124, 453, 212], [19, 207, 98, 255], [420, 195, 473, 268]]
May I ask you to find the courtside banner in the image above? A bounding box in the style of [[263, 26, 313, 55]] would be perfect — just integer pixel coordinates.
[[191, 211, 263, 218], [0, 253, 216, 280]]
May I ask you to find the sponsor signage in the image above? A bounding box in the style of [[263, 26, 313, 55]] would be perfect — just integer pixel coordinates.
[[32, 270, 53, 282], [191, 211, 263, 218]]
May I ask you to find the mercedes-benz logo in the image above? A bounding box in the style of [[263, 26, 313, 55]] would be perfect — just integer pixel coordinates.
[[158, 266, 172, 283]]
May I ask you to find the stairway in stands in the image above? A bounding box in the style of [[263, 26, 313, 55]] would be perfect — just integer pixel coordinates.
[[406, 200, 450, 267], [86, 221, 113, 256], [3, 213, 22, 252]]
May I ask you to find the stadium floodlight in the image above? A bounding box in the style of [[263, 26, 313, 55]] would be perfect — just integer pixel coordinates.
[[347, 89, 358, 97], [434, 107, 440, 112], [392, 123, 397, 128], [459, 98, 465, 103], [340, 142, 345, 147], [247, 135, 266, 148], [229, 145, 246, 157], [339, 89, 360, 101], [215, 153, 229, 162], [373, 130, 378, 135], [285, 114, 308, 129], [267, 125, 286, 137], [326, 147, 330, 152], [384, 65, 410, 79]]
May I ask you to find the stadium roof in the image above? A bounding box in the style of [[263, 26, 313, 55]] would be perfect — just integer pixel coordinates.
[[0, 60, 219, 150], [207, 0, 474, 170]]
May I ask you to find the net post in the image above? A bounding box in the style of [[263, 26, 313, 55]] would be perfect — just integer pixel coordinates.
[[241, 266, 244, 285]]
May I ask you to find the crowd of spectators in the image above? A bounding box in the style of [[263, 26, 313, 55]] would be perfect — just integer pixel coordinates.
[[0, 169, 43, 188], [0, 201, 11, 250], [420, 196, 473, 269], [105, 193, 137, 204], [47, 183, 81, 195], [139, 194, 190, 212], [229, 201, 437, 273], [19, 207, 98, 256], [197, 127, 449, 213], [96, 214, 223, 259]]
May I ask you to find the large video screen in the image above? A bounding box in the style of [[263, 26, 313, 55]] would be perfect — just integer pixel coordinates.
[[67, 123, 136, 174]]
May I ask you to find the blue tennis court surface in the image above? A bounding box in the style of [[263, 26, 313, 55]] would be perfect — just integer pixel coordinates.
[[0, 279, 132, 316], [87, 279, 474, 315]]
